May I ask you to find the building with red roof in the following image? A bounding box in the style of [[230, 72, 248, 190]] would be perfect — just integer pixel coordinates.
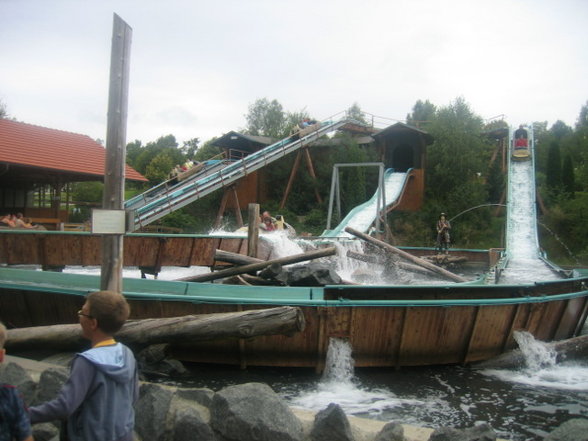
[[0, 118, 146, 221]]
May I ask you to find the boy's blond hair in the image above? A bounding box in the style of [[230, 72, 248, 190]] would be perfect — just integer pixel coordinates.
[[0, 321, 6, 350]]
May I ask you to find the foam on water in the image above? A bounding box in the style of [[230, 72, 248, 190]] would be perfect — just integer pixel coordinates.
[[290, 338, 426, 417], [481, 331, 588, 391]]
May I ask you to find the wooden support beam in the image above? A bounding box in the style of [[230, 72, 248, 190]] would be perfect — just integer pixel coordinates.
[[303, 148, 322, 205], [231, 186, 243, 227], [247, 203, 260, 258], [279, 150, 303, 210]]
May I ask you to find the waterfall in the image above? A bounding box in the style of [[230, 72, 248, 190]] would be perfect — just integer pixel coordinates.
[[513, 331, 557, 371], [482, 331, 588, 391], [322, 337, 355, 383]]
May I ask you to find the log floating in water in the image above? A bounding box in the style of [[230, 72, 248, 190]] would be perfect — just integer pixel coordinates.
[[344, 227, 467, 283], [182, 246, 337, 283], [5, 306, 306, 351], [422, 255, 468, 265]]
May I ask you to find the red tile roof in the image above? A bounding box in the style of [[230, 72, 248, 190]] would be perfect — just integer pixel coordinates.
[[0, 118, 147, 181]]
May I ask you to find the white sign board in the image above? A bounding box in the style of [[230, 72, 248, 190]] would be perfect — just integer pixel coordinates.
[[91, 209, 126, 234]]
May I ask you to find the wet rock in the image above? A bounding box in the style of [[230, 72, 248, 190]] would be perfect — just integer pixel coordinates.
[[41, 352, 76, 367], [210, 382, 304, 441], [169, 395, 215, 441], [176, 385, 215, 408], [428, 423, 496, 440], [374, 421, 405, 441], [275, 263, 342, 286], [31, 422, 60, 441], [33, 367, 68, 406], [134, 382, 175, 441], [544, 418, 588, 441], [0, 361, 36, 403], [310, 403, 355, 441]]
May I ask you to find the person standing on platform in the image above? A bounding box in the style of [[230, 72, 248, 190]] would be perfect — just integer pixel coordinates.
[[436, 213, 451, 254]]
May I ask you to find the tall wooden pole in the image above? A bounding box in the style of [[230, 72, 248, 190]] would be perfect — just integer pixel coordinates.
[[247, 203, 260, 258], [101, 14, 132, 292]]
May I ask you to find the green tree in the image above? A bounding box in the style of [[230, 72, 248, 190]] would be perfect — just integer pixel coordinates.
[[129, 135, 184, 177], [561, 154, 575, 198], [425, 98, 488, 209], [550, 120, 573, 140], [145, 152, 175, 184], [346, 102, 368, 124], [193, 137, 223, 161], [181, 138, 200, 159], [486, 155, 504, 203], [546, 141, 562, 191], [70, 182, 103, 222], [244, 98, 286, 139], [126, 140, 143, 166], [0, 99, 7, 118], [406, 99, 436, 128]]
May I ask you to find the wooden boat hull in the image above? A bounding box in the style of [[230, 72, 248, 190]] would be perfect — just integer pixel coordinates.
[[1, 267, 586, 370]]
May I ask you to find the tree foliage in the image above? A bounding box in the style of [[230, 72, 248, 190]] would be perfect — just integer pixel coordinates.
[[546, 141, 562, 192], [244, 98, 287, 139], [244, 97, 312, 140], [425, 98, 488, 212], [346, 102, 368, 124], [406, 99, 436, 128], [561, 154, 575, 198]]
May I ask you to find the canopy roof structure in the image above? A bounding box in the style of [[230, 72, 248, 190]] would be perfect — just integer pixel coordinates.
[[0, 118, 146, 187]]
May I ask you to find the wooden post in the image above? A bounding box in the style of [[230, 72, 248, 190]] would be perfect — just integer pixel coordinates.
[[101, 14, 132, 292], [279, 150, 303, 210], [303, 148, 322, 205], [231, 186, 244, 227], [247, 203, 260, 258]]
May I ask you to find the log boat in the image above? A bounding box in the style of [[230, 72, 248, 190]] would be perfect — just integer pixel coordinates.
[[0, 230, 587, 371]]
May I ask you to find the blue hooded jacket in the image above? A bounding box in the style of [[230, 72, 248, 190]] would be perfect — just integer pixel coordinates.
[[30, 343, 138, 441]]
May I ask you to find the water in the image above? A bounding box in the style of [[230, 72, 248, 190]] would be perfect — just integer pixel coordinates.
[[162, 334, 588, 441], [501, 159, 561, 284]]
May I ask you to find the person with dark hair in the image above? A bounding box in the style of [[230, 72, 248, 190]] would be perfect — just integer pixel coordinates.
[[0, 321, 34, 441], [436, 213, 451, 254], [29, 290, 138, 441], [514, 124, 528, 147], [259, 211, 277, 232]]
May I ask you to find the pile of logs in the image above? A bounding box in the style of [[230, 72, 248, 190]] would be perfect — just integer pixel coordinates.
[[180, 246, 343, 286], [178, 225, 468, 286]]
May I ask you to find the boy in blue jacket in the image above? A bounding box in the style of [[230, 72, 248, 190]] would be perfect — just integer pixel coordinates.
[[30, 290, 138, 441], [0, 321, 34, 441]]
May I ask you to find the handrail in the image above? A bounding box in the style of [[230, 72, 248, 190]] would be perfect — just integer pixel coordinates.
[[126, 118, 356, 230]]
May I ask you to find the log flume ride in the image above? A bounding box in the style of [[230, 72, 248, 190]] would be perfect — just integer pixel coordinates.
[[0, 125, 586, 371]]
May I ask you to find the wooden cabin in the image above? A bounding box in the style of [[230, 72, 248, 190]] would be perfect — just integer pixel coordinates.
[[210, 122, 435, 225]]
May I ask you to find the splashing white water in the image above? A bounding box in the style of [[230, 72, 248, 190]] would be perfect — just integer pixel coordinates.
[[289, 338, 423, 416], [323, 337, 355, 383], [482, 331, 588, 390], [514, 331, 557, 371]]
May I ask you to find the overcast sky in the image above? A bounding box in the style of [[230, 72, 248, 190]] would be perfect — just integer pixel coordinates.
[[1, 0, 587, 147]]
